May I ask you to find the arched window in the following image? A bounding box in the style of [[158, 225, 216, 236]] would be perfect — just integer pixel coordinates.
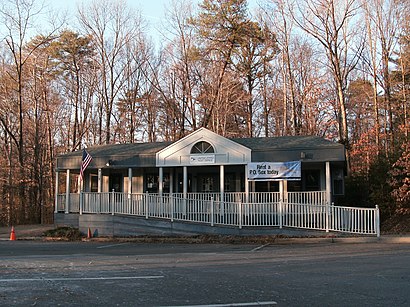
[[191, 141, 214, 154]]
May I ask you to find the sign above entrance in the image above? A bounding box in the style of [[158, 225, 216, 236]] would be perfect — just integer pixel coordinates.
[[248, 161, 301, 181], [190, 154, 215, 165]]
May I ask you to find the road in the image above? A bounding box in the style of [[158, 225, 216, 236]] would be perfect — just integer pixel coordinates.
[[0, 240, 409, 306]]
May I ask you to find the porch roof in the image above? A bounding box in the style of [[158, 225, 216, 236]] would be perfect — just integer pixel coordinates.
[[56, 142, 171, 170], [233, 135, 343, 150], [56, 134, 345, 171], [234, 136, 345, 163]]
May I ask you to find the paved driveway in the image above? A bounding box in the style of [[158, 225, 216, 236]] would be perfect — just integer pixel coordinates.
[[0, 240, 409, 306]]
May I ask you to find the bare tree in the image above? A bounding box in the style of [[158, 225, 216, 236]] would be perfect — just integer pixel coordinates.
[[163, 0, 198, 137], [261, 0, 297, 135], [77, 0, 143, 144], [290, 0, 364, 175], [0, 0, 60, 224]]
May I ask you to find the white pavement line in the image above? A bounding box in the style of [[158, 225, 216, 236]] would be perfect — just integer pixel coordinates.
[[164, 301, 277, 307], [0, 276, 164, 282], [251, 243, 270, 252], [96, 243, 129, 249]]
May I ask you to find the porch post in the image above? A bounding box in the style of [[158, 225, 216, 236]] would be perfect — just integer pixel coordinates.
[[79, 173, 84, 215], [169, 169, 174, 220], [128, 168, 132, 194], [169, 169, 174, 194], [54, 171, 59, 213], [98, 168, 102, 193], [97, 168, 102, 213], [65, 169, 70, 214], [283, 180, 288, 203], [220, 165, 224, 202], [159, 167, 163, 196], [183, 166, 188, 216], [128, 168, 132, 212], [325, 162, 332, 205], [325, 161, 331, 232], [244, 164, 249, 203], [279, 180, 284, 229], [183, 166, 188, 199]]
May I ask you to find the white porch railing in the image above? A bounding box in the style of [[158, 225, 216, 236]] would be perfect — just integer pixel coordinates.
[[56, 191, 380, 236]]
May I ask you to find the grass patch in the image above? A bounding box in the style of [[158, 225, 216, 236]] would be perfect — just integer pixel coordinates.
[[43, 227, 83, 241]]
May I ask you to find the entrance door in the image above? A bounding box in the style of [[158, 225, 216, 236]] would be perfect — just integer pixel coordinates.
[[109, 174, 123, 192], [199, 175, 218, 192]]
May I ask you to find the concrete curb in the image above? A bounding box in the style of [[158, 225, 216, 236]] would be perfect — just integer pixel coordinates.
[[1, 224, 409, 244], [3, 234, 408, 244]]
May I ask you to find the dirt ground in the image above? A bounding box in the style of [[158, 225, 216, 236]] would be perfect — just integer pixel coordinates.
[[0, 224, 54, 239], [381, 214, 410, 234]]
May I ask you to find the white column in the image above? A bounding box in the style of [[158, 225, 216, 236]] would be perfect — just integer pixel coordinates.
[[78, 174, 82, 193], [65, 169, 70, 214], [220, 165, 224, 202], [170, 169, 174, 221], [128, 168, 133, 213], [159, 167, 163, 196], [128, 168, 133, 194], [54, 171, 59, 213], [325, 162, 332, 205], [279, 180, 284, 229], [244, 164, 249, 203], [169, 169, 174, 194], [279, 180, 284, 200], [98, 168, 102, 193], [183, 166, 188, 198], [325, 161, 332, 233], [183, 166, 188, 216], [283, 180, 288, 203]]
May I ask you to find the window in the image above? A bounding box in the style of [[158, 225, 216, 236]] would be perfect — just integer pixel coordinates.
[[255, 181, 279, 192], [90, 174, 98, 192], [146, 174, 158, 193], [333, 169, 344, 195], [191, 141, 214, 154], [109, 174, 122, 192], [201, 176, 215, 192], [303, 170, 321, 191]]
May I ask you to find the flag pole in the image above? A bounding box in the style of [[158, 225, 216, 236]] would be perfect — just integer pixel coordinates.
[[79, 149, 92, 215]]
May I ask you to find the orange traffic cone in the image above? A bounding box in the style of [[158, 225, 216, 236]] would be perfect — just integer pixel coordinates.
[[9, 226, 16, 241], [87, 227, 92, 239]]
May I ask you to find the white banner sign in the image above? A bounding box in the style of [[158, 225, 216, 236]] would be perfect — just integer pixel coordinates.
[[190, 154, 215, 165], [248, 161, 301, 181]]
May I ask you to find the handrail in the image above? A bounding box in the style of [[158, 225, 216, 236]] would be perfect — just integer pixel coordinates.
[[56, 191, 380, 236]]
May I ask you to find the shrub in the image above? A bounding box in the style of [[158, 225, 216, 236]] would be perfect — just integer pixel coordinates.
[[43, 227, 83, 240]]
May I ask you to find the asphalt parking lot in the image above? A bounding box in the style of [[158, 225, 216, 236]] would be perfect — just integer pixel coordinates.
[[0, 240, 409, 306]]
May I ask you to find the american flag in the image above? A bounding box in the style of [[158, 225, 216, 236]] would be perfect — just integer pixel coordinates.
[[80, 149, 92, 181]]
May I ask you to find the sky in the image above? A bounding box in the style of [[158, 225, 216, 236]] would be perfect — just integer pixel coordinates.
[[44, 0, 259, 48]]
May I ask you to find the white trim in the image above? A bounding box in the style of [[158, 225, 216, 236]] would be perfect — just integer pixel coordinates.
[[156, 128, 251, 167]]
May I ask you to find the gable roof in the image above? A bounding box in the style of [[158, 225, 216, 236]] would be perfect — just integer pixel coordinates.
[[156, 127, 252, 166], [56, 131, 344, 170]]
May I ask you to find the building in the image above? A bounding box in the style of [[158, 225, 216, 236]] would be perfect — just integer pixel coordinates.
[[55, 128, 379, 236]]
